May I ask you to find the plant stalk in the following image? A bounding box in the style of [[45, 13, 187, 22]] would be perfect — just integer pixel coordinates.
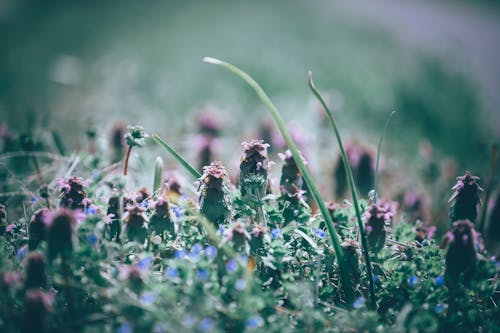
[[151, 134, 202, 179]]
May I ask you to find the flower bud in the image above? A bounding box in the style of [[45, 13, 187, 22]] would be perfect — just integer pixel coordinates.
[[29, 208, 50, 250], [24, 252, 46, 289], [149, 199, 175, 238], [363, 203, 393, 254], [198, 162, 230, 225], [58, 176, 88, 211], [444, 220, 478, 286], [239, 140, 271, 198], [449, 172, 483, 224], [124, 204, 148, 243], [46, 209, 77, 262]]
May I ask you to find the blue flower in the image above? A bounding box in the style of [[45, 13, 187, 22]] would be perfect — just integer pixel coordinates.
[[226, 259, 238, 273], [353, 296, 366, 309], [191, 243, 203, 255], [271, 227, 282, 239], [434, 304, 444, 313], [421, 240, 429, 247], [172, 205, 184, 219], [165, 267, 179, 279], [435, 275, 444, 287], [16, 246, 28, 261], [85, 206, 97, 215], [137, 256, 153, 271], [175, 249, 187, 259], [197, 269, 209, 281], [139, 200, 149, 209], [216, 225, 225, 236], [205, 245, 217, 259], [140, 292, 157, 305], [313, 228, 326, 239], [372, 274, 379, 283], [408, 275, 419, 287], [246, 315, 264, 329], [153, 322, 167, 333], [235, 278, 247, 291], [198, 318, 214, 332], [117, 322, 132, 333], [87, 234, 98, 246], [31, 196, 38, 204]]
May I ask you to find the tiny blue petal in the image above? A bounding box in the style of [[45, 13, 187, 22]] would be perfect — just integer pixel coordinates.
[[435, 275, 444, 287], [87, 234, 98, 246], [271, 228, 282, 239], [372, 274, 379, 283], [85, 206, 97, 215], [216, 225, 224, 236], [246, 315, 264, 329], [31, 196, 38, 203], [226, 259, 237, 273], [140, 200, 149, 209], [137, 256, 153, 270], [197, 269, 209, 281], [353, 296, 366, 309], [166, 267, 179, 279], [140, 292, 157, 305], [313, 228, 325, 239], [434, 304, 444, 313], [198, 318, 213, 332], [117, 322, 132, 333], [408, 275, 419, 287], [235, 278, 247, 291], [172, 205, 184, 218], [205, 245, 217, 259], [16, 246, 28, 261], [191, 243, 203, 255], [175, 249, 187, 259]]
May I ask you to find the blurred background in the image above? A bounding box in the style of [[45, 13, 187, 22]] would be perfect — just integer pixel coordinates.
[[1, 0, 499, 198]]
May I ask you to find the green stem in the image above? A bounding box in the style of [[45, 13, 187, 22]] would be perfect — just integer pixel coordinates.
[[153, 156, 164, 196], [151, 134, 202, 179], [308, 71, 376, 309], [203, 57, 354, 305], [123, 146, 132, 176], [374, 111, 396, 203]]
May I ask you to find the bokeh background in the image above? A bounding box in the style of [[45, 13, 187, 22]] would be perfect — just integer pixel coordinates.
[[1, 0, 499, 184]]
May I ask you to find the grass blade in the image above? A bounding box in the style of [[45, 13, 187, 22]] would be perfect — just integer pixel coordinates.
[[151, 133, 201, 179], [374, 110, 396, 203], [153, 156, 164, 195], [308, 71, 376, 309], [203, 56, 354, 305]]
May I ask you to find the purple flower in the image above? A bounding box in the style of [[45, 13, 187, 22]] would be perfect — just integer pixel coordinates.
[[313, 228, 325, 239], [226, 259, 237, 273], [205, 245, 217, 259], [353, 296, 366, 309], [136, 256, 153, 271], [246, 315, 264, 329], [271, 227, 282, 239], [408, 275, 419, 287]]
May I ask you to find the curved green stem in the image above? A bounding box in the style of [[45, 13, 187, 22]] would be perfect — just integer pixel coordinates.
[[308, 71, 376, 309], [151, 133, 202, 179], [374, 110, 396, 203], [204, 57, 354, 305]]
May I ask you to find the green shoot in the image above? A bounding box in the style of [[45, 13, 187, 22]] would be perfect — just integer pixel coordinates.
[[308, 71, 376, 309], [151, 133, 201, 179]]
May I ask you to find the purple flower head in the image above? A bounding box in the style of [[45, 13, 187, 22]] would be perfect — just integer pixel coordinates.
[[175, 249, 187, 259], [198, 162, 230, 225], [363, 204, 391, 254], [445, 220, 479, 285], [24, 252, 47, 289], [57, 176, 89, 211], [239, 139, 271, 198], [117, 322, 133, 333], [46, 209, 77, 262]]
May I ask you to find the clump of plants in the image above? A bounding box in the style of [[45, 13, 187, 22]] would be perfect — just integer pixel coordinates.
[[0, 58, 499, 333]]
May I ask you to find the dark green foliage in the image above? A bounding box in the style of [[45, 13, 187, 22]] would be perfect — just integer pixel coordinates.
[[449, 172, 483, 224]]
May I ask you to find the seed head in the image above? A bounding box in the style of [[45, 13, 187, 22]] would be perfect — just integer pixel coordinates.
[[125, 125, 148, 148]]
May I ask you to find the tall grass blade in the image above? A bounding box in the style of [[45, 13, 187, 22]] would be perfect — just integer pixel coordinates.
[[308, 71, 376, 309], [153, 156, 164, 195], [374, 110, 396, 203], [151, 133, 201, 179], [203, 57, 354, 305]]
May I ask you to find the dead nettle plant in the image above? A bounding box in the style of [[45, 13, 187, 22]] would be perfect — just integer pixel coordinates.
[[202, 57, 357, 306]]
